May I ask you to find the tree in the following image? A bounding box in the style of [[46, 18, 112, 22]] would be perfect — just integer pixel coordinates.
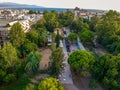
[[58, 10, 74, 27], [0, 43, 21, 83], [18, 39, 38, 58], [79, 30, 94, 45], [90, 16, 100, 31], [50, 48, 64, 77], [1, 43, 19, 68], [9, 22, 25, 48], [44, 12, 59, 32], [25, 51, 42, 73], [26, 29, 48, 47], [55, 30, 61, 48], [26, 30, 39, 45], [67, 33, 77, 43], [70, 17, 84, 32], [38, 77, 64, 90], [38, 30, 48, 47], [31, 19, 46, 31], [68, 50, 95, 76]]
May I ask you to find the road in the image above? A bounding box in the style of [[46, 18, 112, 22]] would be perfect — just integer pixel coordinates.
[[59, 28, 103, 90], [59, 28, 79, 90]]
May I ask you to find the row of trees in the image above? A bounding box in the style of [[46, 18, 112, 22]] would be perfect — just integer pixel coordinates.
[[92, 10, 120, 54]]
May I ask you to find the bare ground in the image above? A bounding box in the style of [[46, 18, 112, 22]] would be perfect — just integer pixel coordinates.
[[70, 70, 103, 90]]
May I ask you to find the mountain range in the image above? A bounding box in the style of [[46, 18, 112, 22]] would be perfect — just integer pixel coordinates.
[[0, 2, 44, 9], [0, 2, 104, 12]]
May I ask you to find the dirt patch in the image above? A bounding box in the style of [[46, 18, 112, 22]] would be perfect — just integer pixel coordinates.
[[39, 48, 51, 70], [71, 69, 103, 90]]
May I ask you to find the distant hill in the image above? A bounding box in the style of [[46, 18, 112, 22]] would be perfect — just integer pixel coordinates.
[[0, 2, 105, 13], [0, 2, 44, 9]]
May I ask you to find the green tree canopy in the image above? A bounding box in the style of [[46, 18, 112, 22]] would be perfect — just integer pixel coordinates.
[[9, 22, 25, 48], [79, 30, 94, 45], [68, 50, 95, 76], [18, 39, 38, 57], [1, 43, 19, 68], [0, 43, 21, 83], [44, 11, 59, 32], [38, 77, 64, 90], [95, 10, 120, 54], [67, 33, 77, 43], [26, 30, 39, 45], [58, 10, 74, 27], [26, 30, 48, 47], [50, 48, 64, 77], [90, 16, 100, 31], [25, 51, 42, 73], [92, 54, 120, 90], [55, 31, 61, 48]]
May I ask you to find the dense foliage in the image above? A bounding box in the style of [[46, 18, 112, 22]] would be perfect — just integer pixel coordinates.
[[25, 51, 42, 73], [50, 48, 64, 77], [79, 30, 94, 45], [58, 10, 74, 27], [96, 10, 120, 54], [9, 22, 25, 48], [68, 50, 95, 76], [18, 39, 38, 58], [44, 11, 59, 32], [0, 43, 21, 83], [38, 77, 64, 90], [67, 32, 77, 43], [92, 54, 120, 90]]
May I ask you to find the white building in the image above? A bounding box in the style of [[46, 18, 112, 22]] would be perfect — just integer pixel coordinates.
[[8, 20, 30, 32]]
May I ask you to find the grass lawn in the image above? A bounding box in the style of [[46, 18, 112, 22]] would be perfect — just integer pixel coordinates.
[[0, 75, 31, 90]]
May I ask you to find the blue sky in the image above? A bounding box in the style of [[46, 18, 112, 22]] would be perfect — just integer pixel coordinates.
[[0, 0, 120, 11]]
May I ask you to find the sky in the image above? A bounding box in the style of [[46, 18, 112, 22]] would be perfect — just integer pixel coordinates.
[[0, 0, 120, 11]]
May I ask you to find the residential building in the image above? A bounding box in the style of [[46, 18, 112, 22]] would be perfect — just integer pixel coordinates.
[[74, 7, 106, 20]]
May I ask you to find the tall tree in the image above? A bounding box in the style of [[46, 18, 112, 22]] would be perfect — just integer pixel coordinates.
[[55, 30, 60, 48], [9, 22, 25, 48], [50, 48, 64, 77]]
